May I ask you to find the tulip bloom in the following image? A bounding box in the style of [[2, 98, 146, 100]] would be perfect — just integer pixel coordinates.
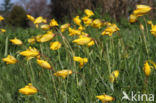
[[41, 24, 50, 30], [0, 15, 4, 21], [143, 61, 151, 77], [84, 9, 94, 17], [73, 16, 81, 26], [37, 31, 55, 42], [73, 56, 88, 68], [60, 23, 70, 32], [50, 41, 61, 50], [10, 38, 23, 45], [92, 19, 103, 28], [129, 14, 138, 23], [96, 94, 114, 102], [101, 24, 119, 36], [54, 70, 72, 78], [20, 47, 39, 57], [110, 70, 119, 83], [72, 37, 92, 45], [19, 83, 37, 95], [27, 14, 35, 22], [2, 55, 17, 64], [49, 19, 59, 27], [37, 59, 51, 69]]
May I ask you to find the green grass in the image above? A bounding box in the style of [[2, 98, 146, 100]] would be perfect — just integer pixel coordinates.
[[0, 20, 156, 103]]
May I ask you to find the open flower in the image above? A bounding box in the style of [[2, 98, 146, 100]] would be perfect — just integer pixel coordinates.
[[72, 37, 92, 45], [34, 16, 44, 24], [41, 24, 50, 30], [37, 59, 51, 69], [50, 41, 61, 50], [129, 14, 138, 23], [2, 55, 17, 64], [20, 47, 39, 57], [73, 56, 88, 68], [37, 31, 55, 42], [49, 19, 59, 27], [92, 19, 103, 28], [110, 70, 119, 83], [27, 14, 35, 22], [73, 16, 81, 26], [143, 61, 151, 77], [54, 70, 72, 78], [60, 23, 70, 32], [84, 9, 94, 17], [133, 5, 152, 17], [0, 28, 6, 33], [96, 94, 114, 102], [82, 16, 92, 26], [101, 24, 119, 36], [0, 15, 4, 21], [68, 27, 81, 36], [19, 83, 37, 95], [150, 24, 156, 37], [87, 40, 95, 47], [10, 38, 23, 45]]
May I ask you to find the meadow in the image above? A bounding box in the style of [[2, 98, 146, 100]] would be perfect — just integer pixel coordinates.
[[0, 6, 156, 103]]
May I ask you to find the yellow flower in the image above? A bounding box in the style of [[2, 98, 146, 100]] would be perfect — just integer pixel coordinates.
[[129, 14, 138, 23], [147, 20, 152, 25], [82, 16, 92, 26], [150, 24, 156, 37], [68, 27, 81, 36], [87, 40, 95, 47], [19, 83, 37, 95], [60, 23, 70, 32], [72, 37, 92, 45], [34, 16, 44, 24], [0, 15, 4, 21], [78, 25, 85, 31], [96, 94, 114, 103], [84, 9, 94, 17], [73, 56, 88, 68], [10, 38, 23, 45], [50, 41, 61, 50], [28, 37, 36, 44], [92, 19, 102, 28], [20, 47, 39, 57], [54, 70, 72, 78], [133, 5, 152, 17], [37, 31, 55, 42], [73, 16, 81, 26], [0, 28, 6, 33], [110, 70, 119, 83], [140, 24, 144, 31], [37, 59, 52, 69], [40, 24, 50, 30], [2, 55, 17, 64], [49, 19, 59, 27], [143, 61, 151, 77], [101, 24, 119, 36], [27, 14, 35, 22]]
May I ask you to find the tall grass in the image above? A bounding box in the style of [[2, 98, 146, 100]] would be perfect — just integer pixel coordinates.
[[0, 19, 156, 103]]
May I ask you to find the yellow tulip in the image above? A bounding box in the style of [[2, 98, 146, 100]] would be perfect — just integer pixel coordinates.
[[49, 19, 59, 27], [50, 41, 61, 50], [27, 14, 35, 22], [60, 23, 70, 32], [73, 16, 81, 26], [10, 38, 23, 45], [147, 20, 152, 25], [20, 47, 39, 57], [37, 59, 51, 69], [150, 25, 156, 37], [34, 16, 44, 24], [110, 70, 119, 83], [54, 70, 72, 78], [72, 37, 92, 45], [133, 5, 152, 17], [84, 9, 94, 17], [87, 40, 95, 47], [73, 56, 88, 68], [78, 25, 85, 31], [82, 16, 92, 26], [68, 27, 81, 36], [37, 31, 55, 42], [129, 14, 138, 23], [143, 61, 151, 77], [92, 19, 102, 28], [2, 55, 17, 64], [28, 37, 36, 44], [0, 15, 4, 21], [101, 24, 119, 36], [0, 28, 6, 33], [40, 24, 50, 30], [96, 94, 114, 103], [19, 83, 37, 95]]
